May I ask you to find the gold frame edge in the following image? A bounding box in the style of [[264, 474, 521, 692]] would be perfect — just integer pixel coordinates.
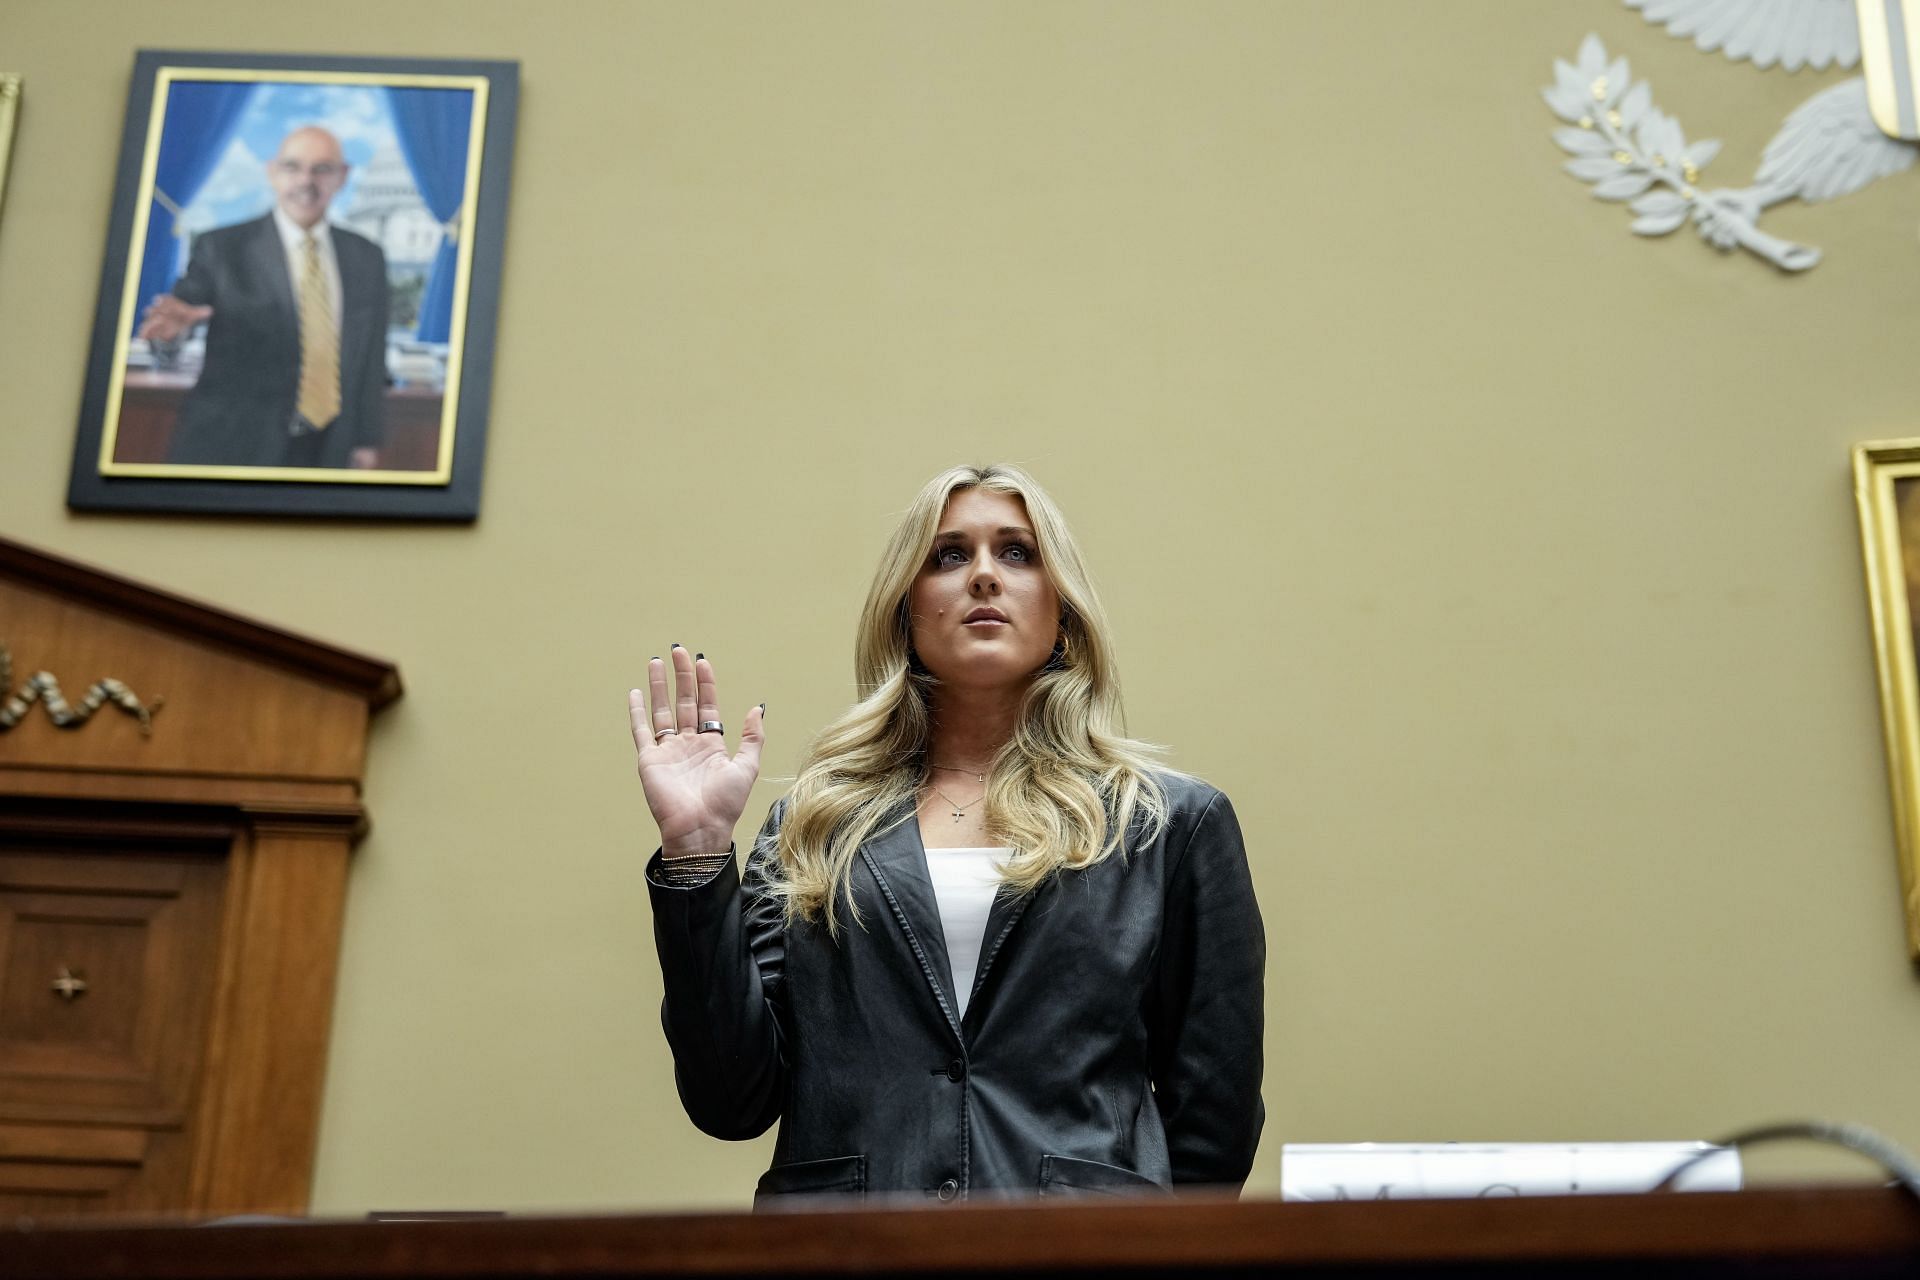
[[1853, 438, 1920, 961], [0, 74, 21, 225], [96, 65, 491, 486]]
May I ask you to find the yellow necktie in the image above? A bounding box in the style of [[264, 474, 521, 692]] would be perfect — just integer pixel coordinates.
[[297, 232, 341, 428]]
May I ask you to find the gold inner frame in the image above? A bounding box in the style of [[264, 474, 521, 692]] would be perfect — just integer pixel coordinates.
[[0, 74, 21, 224], [1853, 438, 1920, 960], [97, 66, 491, 486]]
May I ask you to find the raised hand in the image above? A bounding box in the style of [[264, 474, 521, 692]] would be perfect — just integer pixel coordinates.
[[137, 293, 214, 343], [628, 646, 765, 859]]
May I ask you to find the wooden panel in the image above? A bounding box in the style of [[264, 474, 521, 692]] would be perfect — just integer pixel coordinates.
[[0, 544, 392, 1218], [0, 578, 370, 782], [0, 1162, 140, 1195], [0, 835, 227, 1220], [0, 1160, 142, 1200], [0, 890, 165, 1076], [0, 853, 193, 895], [0, 1123, 148, 1163], [0, 848, 226, 1121], [0, 1121, 150, 1208], [0, 802, 244, 848], [193, 827, 353, 1215], [0, 1127, 197, 1218], [0, 767, 362, 812]]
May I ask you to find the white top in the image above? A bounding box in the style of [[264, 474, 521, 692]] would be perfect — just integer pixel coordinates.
[[271, 206, 344, 332], [923, 847, 1010, 1019]]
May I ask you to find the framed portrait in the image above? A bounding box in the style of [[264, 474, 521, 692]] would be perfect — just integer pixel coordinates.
[[1853, 439, 1920, 961], [67, 51, 518, 520]]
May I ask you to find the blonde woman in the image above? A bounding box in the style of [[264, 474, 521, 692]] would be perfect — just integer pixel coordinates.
[[629, 464, 1264, 1203]]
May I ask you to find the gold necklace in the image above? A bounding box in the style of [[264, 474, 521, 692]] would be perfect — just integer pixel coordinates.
[[925, 779, 986, 822], [928, 761, 989, 784]]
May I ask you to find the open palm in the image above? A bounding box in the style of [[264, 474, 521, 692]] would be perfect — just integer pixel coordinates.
[[628, 647, 764, 858]]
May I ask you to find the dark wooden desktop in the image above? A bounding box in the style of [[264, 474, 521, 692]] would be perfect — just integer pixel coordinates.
[[1, 1185, 1917, 1279]]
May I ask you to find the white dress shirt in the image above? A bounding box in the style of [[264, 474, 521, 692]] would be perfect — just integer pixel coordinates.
[[924, 847, 1010, 1019]]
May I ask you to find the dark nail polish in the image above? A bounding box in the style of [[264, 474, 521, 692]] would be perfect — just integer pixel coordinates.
[[671, 643, 682, 650], [651, 655, 660, 662], [696, 652, 705, 660], [759, 703, 767, 714]]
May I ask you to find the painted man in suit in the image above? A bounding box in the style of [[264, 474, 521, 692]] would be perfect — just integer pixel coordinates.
[[139, 126, 389, 469]]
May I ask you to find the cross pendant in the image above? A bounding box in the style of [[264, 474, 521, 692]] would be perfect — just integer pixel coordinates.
[[952, 810, 964, 821]]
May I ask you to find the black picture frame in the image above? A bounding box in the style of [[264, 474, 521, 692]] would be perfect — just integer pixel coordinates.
[[68, 50, 518, 520]]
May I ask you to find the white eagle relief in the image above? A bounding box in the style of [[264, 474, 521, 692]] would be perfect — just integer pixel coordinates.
[[1755, 78, 1917, 201], [1624, 0, 1860, 71], [1543, 9, 1918, 271]]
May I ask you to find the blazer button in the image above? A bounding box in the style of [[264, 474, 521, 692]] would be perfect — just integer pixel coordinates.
[[936, 1179, 959, 1201], [944, 1059, 965, 1082]]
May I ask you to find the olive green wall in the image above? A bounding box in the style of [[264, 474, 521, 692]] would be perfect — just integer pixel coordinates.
[[2, 0, 1916, 1213]]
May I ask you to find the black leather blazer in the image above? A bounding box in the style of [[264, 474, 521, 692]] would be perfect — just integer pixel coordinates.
[[646, 772, 1265, 1204]]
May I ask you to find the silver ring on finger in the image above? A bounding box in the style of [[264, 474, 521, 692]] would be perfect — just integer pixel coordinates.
[[654, 728, 680, 741], [697, 720, 724, 734]]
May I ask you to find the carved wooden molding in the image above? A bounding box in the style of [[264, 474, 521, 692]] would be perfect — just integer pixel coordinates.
[[0, 644, 164, 735], [0, 538, 400, 708]]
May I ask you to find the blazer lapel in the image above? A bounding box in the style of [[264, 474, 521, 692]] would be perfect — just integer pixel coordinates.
[[332, 228, 374, 392], [858, 805, 962, 1040], [250, 216, 297, 336]]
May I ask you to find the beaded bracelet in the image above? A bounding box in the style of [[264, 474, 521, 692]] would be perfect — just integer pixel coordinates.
[[656, 846, 735, 888]]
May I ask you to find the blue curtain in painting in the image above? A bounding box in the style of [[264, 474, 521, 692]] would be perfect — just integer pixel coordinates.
[[133, 81, 256, 335], [385, 87, 473, 343]]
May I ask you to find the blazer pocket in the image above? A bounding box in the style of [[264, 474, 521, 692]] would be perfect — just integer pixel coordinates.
[[754, 1154, 867, 1206], [1037, 1154, 1170, 1198]]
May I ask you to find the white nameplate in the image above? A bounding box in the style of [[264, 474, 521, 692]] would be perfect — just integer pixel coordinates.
[[1281, 1142, 1741, 1201]]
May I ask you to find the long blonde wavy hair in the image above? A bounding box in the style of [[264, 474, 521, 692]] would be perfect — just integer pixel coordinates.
[[765, 464, 1169, 933]]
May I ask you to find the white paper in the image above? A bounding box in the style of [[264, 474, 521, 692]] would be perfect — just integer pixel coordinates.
[[1281, 1142, 1741, 1201]]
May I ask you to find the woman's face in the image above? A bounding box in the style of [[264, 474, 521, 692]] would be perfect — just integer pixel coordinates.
[[907, 488, 1062, 694]]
